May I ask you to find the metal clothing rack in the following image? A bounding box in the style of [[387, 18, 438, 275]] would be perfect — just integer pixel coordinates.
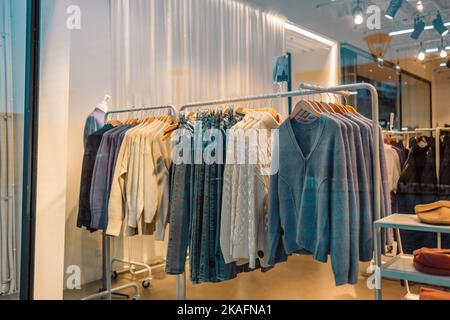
[[177, 82, 380, 300], [81, 104, 177, 300]]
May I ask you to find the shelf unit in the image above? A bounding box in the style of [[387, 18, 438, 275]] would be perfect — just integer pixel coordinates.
[[374, 214, 450, 300]]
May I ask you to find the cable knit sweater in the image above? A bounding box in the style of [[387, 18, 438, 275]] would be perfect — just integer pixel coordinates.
[[220, 112, 280, 268]]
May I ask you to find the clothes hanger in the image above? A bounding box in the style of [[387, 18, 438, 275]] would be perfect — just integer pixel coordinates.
[[310, 93, 326, 113], [317, 93, 334, 113], [107, 117, 122, 127], [342, 94, 357, 113], [338, 94, 349, 113], [295, 96, 311, 120], [329, 93, 346, 114], [290, 94, 321, 120]]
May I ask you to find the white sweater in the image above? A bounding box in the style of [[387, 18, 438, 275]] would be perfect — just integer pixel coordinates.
[[221, 112, 280, 268]]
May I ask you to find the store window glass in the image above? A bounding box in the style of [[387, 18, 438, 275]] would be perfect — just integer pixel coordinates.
[[401, 73, 432, 129], [28, 0, 450, 302], [0, 0, 27, 299], [341, 44, 432, 130]]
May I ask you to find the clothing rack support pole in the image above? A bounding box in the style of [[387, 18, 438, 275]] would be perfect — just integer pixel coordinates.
[[176, 273, 186, 300], [436, 128, 441, 185], [436, 128, 442, 250], [374, 226, 382, 300], [175, 275, 180, 300], [103, 234, 112, 300], [182, 272, 186, 300]]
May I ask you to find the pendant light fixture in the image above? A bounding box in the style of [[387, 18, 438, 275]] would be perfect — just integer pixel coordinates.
[[418, 42, 426, 61], [353, 0, 364, 25], [440, 38, 448, 58]]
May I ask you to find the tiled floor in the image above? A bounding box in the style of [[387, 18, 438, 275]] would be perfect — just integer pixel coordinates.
[[64, 255, 418, 300]]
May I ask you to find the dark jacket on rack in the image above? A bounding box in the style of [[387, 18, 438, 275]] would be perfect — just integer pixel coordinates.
[[440, 135, 450, 192], [77, 124, 113, 230], [396, 136, 450, 253], [90, 125, 131, 230]]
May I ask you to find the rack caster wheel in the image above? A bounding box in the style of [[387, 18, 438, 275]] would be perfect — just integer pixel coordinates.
[[112, 271, 118, 280], [142, 280, 151, 289]]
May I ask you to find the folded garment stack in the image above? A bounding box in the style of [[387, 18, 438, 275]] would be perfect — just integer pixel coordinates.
[[415, 200, 450, 225], [413, 248, 450, 276]]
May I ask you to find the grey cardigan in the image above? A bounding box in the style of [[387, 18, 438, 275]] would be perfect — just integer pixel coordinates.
[[268, 115, 353, 286]]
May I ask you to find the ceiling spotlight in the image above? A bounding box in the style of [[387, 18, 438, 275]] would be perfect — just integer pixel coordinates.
[[441, 61, 447, 67], [418, 43, 426, 61], [416, 1, 424, 13], [385, 0, 403, 20], [411, 15, 425, 40], [395, 64, 401, 75], [433, 12, 449, 36], [353, 1, 364, 25]]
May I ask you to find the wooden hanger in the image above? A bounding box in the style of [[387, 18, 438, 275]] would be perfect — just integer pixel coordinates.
[[326, 93, 346, 114], [314, 94, 334, 114], [290, 99, 321, 120], [340, 94, 357, 113], [107, 119, 122, 127]]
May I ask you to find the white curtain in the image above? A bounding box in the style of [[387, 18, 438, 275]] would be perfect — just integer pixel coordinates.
[[109, 0, 285, 265], [111, 0, 286, 109], [0, 0, 17, 296]]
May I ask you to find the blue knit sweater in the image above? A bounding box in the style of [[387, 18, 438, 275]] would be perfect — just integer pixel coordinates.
[[268, 114, 354, 286]]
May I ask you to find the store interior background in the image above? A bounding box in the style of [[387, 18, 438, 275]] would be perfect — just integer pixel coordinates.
[[1, 0, 449, 299]]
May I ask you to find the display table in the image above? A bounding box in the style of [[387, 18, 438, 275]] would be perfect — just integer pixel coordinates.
[[374, 214, 450, 300]]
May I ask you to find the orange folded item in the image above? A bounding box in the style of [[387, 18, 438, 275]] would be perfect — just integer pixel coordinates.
[[415, 201, 450, 213], [420, 287, 450, 300], [415, 201, 450, 225], [413, 248, 450, 276], [416, 207, 450, 225]]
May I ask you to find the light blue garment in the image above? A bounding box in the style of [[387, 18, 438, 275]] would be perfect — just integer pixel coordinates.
[[268, 114, 353, 286], [329, 114, 360, 284], [344, 114, 373, 262], [354, 114, 393, 246]]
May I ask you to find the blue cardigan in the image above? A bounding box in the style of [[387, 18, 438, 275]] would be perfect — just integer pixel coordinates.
[[268, 114, 354, 286]]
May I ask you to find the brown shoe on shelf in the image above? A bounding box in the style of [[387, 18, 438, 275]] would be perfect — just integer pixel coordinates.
[[417, 207, 450, 225], [415, 200, 450, 213]]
